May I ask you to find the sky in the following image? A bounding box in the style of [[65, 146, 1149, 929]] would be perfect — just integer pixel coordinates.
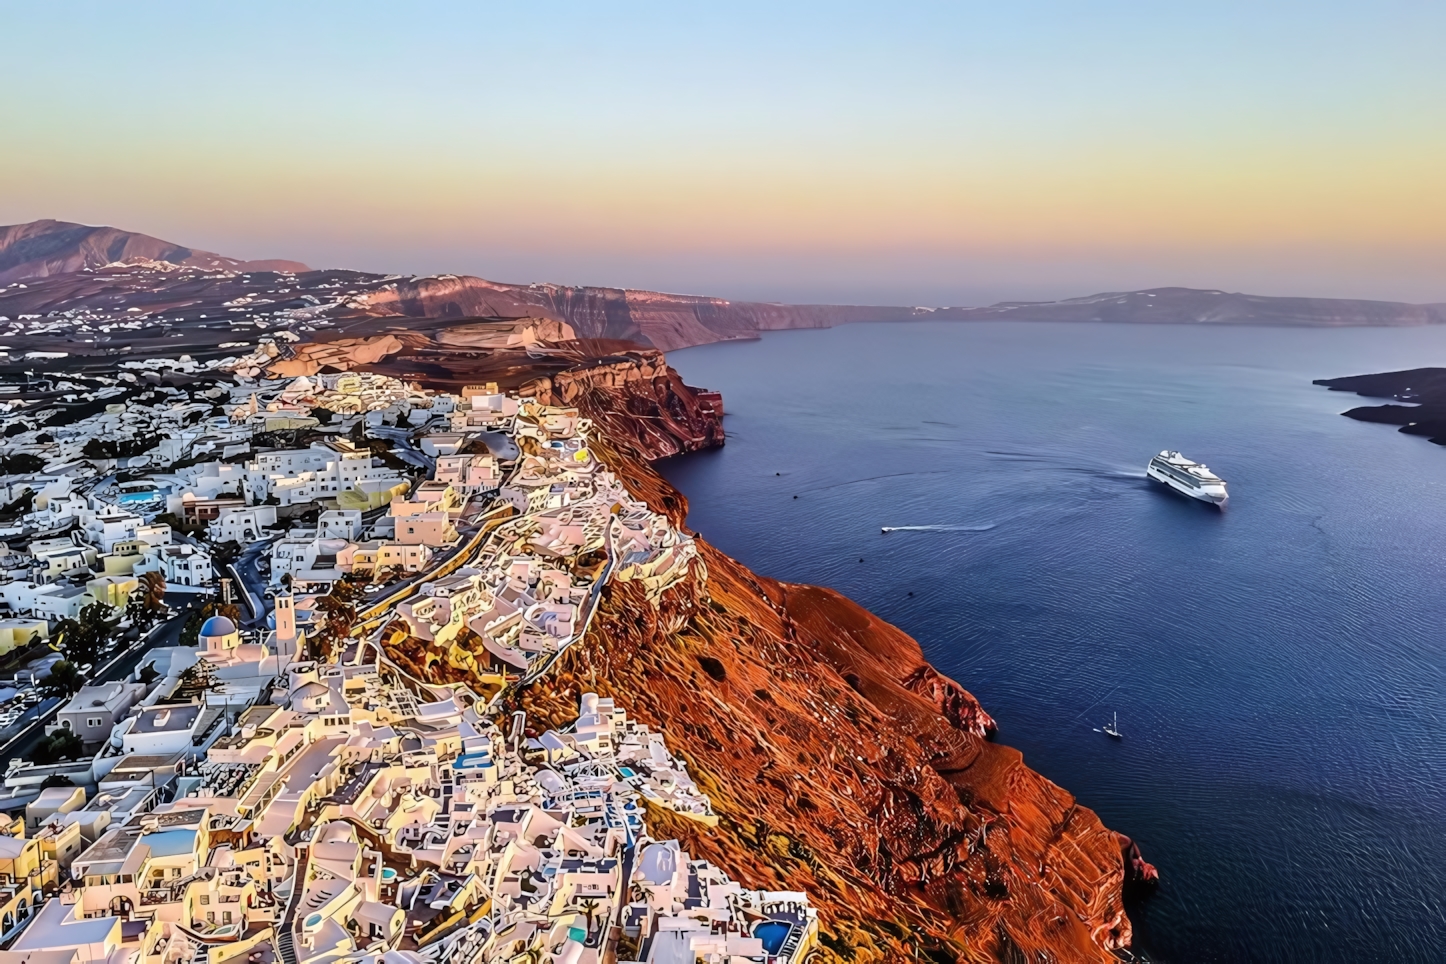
[[2, 1, 1444, 305]]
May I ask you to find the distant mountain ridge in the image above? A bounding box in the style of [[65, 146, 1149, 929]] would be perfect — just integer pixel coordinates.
[[0, 218, 308, 283], [346, 278, 1446, 351], [3, 218, 1445, 355]]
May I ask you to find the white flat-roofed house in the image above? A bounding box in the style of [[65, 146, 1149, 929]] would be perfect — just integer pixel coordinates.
[[117, 703, 209, 758], [390, 481, 459, 518], [136, 543, 213, 589], [392, 512, 458, 548], [167, 462, 246, 511], [418, 434, 465, 458], [28, 583, 90, 621], [434, 453, 501, 495], [207, 505, 277, 544], [286, 538, 354, 591], [348, 541, 432, 577], [316, 509, 363, 541], [9, 896, 121, 963], [29, 540, 97, 582], [154, 433, 195, 466], [26, 491, 88, 532], [244, 441, 402, 506], [450, 391, 518, 430], [133, 522, 170, 548], [267, 529, 317, 588], [81, 507, 143, 554], [49, 682, 147, 750]]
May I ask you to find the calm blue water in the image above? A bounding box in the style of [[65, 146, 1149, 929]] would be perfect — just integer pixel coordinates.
[[658, 321, 1446, 963]]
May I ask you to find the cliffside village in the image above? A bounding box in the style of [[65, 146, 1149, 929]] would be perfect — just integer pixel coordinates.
[[0, 361, 816, 964]]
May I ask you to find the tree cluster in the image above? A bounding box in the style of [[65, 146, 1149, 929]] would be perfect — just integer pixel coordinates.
[[125, 571, 167, 632], [82, 434, 163, 461], [39, 660, 85, 699], [312, 578, 364, 661], [32, 729, 83, 765], [53, 602, 119, 669], [0, 452, 44, 474]]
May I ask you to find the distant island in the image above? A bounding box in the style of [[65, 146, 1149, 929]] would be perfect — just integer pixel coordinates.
[[4, 218, 1446, 361], [1314, 368, 1446, 446]]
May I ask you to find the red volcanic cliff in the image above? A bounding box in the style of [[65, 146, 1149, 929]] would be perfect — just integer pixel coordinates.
[[342, 273, 894, 351], [440, 358, 1155, 963], [521, 349, 725, 459]]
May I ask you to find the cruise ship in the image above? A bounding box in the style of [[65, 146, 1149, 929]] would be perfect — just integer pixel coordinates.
[[1146, 450, 1228, 505]]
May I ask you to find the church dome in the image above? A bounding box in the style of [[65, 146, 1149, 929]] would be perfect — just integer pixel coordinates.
[[199, 615, 238, 638]]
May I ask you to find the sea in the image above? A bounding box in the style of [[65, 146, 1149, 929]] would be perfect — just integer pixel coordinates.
[[657, 320, 1446, 963]]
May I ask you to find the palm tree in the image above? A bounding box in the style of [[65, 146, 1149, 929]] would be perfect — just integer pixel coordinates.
[[126, 571, 167, 630]]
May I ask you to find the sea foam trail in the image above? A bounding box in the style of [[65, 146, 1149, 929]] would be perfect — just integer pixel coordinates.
[[881, 524, 997, 533]]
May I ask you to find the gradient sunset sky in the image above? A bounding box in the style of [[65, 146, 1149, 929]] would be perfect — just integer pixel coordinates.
[[4, 1, 1443, 304]]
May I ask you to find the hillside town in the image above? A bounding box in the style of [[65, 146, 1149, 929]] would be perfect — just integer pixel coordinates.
[[0, 362, 816, 964]]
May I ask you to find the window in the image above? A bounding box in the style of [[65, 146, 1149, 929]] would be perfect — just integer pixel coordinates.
[[87, 717, 102, 727], [199, 895, 209, 905]]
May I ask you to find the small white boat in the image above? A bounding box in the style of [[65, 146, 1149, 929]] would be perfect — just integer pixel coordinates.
[[1103, 712, 1122, 739]]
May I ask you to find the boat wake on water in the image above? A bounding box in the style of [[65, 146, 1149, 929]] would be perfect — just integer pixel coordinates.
[[881, 524, 997, 533], [983, 450, 1146, 480]]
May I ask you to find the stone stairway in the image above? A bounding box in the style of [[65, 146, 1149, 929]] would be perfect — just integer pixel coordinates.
[[275, 845, 309, 964]]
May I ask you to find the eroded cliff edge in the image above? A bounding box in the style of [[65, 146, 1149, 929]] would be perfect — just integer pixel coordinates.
[[433, 352, 1153, 962]]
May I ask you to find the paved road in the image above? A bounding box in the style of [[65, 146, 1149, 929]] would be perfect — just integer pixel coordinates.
[[474, 431, 519, 461], [370, 425, 436, 474], [232, 536, 277, 628]]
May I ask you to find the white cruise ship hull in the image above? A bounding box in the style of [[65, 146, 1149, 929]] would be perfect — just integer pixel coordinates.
[[1147, 464, 1228, 505]]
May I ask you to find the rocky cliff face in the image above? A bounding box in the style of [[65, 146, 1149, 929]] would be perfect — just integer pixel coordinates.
[[500, 357, 1149, 962], [342, 273, 877, 351], [520, 349, 725, 459]]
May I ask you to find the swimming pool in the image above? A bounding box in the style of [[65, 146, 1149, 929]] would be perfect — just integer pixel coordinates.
[[753, 921, 791, 954]]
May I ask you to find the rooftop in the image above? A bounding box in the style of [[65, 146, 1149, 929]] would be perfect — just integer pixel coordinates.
[[133, 704, 201, 733]]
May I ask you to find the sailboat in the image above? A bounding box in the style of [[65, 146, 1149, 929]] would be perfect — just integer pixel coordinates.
[[1102, 712, 1122, 739]]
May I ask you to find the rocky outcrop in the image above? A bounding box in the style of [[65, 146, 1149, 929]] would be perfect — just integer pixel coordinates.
[[1315, 367, 1446, 446], [0, 219, 307, 283], [267, 334, 406, 377], [522, 349, 725, 459], [433, 317, 576, 349]]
